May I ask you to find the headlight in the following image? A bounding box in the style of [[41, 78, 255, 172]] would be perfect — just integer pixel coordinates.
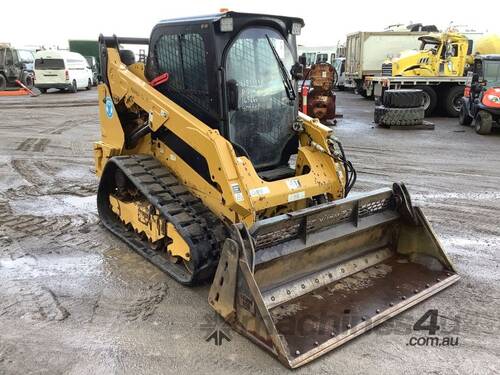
[[220, 17, 233, 32], [291, 22, 302, 36], [487, 94, 500, 103]]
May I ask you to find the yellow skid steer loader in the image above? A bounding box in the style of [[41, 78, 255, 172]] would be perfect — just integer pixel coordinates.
[[94, 12, 459, 368]]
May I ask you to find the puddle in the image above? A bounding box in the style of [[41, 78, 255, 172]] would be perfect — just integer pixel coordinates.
[[0, 253, 103, 279], [9, 194, 96, 216]]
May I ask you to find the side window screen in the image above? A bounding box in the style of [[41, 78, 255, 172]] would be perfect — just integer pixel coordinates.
[[155, 33, 209, 111]]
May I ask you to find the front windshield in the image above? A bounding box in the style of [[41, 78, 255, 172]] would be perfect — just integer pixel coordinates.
[[484, 61, 500, 85], [225, 27, 296, 169], [333, 58, 343, 73], [420, 42, 439, 53], [301, 52, 316, 66], [316, 53, 328, 63]]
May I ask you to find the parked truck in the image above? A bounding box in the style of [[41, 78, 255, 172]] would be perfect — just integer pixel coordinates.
[[0, 43, 35, 89], [345, 30, 430, 96], [366, 32, 500, 116]]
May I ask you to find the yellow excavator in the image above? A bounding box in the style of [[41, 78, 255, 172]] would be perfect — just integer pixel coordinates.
[[94, 12, 459, 369]]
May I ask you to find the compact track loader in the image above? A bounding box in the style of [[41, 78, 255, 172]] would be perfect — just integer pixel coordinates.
[[94, 12, 459, 368]]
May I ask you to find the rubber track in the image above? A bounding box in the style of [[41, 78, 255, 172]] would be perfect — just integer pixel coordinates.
[[97, 155, 226, 285]]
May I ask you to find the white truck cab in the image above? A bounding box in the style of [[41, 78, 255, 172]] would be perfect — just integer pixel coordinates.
[[34, 50, 93, 93]]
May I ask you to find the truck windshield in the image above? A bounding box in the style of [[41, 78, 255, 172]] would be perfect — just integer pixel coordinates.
[[35, 58, 65, 70], [420, 42, 439, 53], [484, 61, 500, 85], [301, 52, 316, 66], [225, 27, 297, 169]]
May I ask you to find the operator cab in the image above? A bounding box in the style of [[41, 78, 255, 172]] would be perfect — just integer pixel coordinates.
[[145, 12, 304, 179]]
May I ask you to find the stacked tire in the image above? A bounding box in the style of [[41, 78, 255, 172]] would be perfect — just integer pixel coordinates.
[[374, 89, 425, 126]]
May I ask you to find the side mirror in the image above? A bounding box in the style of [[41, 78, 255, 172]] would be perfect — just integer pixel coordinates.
[[290, 62, 303, 80], [227, 79, 239, 111]]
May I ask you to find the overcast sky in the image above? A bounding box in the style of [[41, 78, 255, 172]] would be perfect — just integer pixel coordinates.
[[2, 0, 499, 48]]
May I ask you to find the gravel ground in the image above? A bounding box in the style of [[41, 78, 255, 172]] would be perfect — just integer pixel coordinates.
[[0, 89, 499, 375]]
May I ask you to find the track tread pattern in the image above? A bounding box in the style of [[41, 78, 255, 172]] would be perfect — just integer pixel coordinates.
[[97, 155, 226, 285], [375, 105, 425, 126]]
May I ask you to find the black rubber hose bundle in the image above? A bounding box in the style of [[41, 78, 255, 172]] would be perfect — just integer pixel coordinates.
[[328, 138, 357, 196]]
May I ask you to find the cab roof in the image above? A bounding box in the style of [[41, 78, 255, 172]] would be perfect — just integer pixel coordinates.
[[418, 32, 469, 44], [158, 11, 304, 27]]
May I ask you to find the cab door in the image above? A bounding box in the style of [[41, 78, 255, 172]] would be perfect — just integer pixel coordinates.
[[5, 48, 22, 82], [444, 43, 461, 76]]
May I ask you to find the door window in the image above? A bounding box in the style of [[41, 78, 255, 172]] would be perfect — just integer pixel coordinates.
[[155, 33, 209, 111], [225, 27, 296, 168], [5, 49, 13, 65]]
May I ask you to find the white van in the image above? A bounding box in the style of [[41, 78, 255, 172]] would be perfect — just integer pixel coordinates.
[[34, 50, 93, 93]]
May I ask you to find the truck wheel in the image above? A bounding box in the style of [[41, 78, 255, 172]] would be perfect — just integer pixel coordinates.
[[0, 74, 6, 90], [458, 102, 473, 126], [443, 86, 465, 117], [40, 88, 47, 93], [355, 80, 368, 98], [474, 111, 493, 135], [382, 89, 423, 108], [86, 79, 91, 90], [414, 86, 437, 117], [70, 80, 77, 93], [21, 72, 34, 89]]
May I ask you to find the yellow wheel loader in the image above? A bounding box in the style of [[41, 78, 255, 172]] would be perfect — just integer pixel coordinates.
[[94, 12, 459, 369]]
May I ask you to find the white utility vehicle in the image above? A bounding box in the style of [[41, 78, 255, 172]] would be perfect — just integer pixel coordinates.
[[34, 50, 93, 93]]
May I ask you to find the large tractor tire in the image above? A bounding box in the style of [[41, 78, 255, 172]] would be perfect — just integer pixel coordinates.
[[474, 111, 493, 135], [382, 89, 423, 108], [377, 106, 425, 126], [458, 102, 473, 126], [414, 85, 437, 117], [374, 105, 387, 124], [443, 85, 465, 117]]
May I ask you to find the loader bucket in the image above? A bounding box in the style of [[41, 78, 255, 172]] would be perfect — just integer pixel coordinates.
[[209, 184, 459, 368]]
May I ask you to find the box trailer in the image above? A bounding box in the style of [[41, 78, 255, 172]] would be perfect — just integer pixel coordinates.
[[68, 40, 100, 84], [345, 31, 427, 95]]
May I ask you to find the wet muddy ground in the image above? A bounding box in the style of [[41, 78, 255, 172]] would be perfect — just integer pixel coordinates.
[[0, 89, 499, 374]]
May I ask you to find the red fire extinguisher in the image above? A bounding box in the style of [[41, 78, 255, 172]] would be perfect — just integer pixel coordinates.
[[301, 85, 309, 115]]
